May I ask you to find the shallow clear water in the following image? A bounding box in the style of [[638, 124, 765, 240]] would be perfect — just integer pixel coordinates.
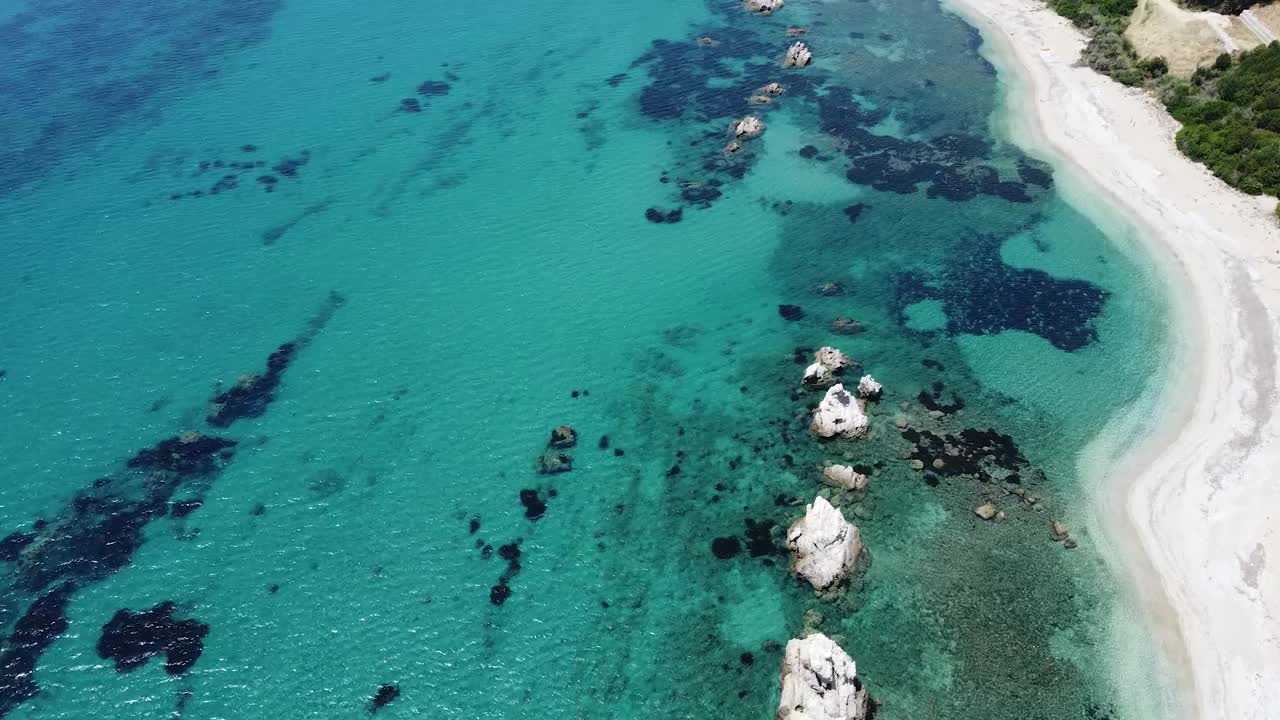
[[0, 0, 1174, 717]]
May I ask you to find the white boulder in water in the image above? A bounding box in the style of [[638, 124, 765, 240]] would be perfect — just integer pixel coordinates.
[[786, 496, 864, 591], [803, 347, 852, 388], [734, 115, 765, 139], [856, 375, 882, 400], [744, 0, 784, 14], [784, 42, 813, 68], [777, 632, 870, 720], [810, 384, 870, 438], [822, 464, 868, 492]]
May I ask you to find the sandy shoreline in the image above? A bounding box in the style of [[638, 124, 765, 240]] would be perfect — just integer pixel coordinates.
[[938, 0, 1280, 717]]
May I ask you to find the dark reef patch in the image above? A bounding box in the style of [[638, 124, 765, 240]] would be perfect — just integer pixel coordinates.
[[0, 0, 284, 198], [645, 207, 684, 224], [169, 499, 203, 518], [399, 98, 421, 113], [711, 536, 741, 559], [127, 434, 237, 475], [842, 203, 866, 223], [416, 80, 451, 96], [894, 239, 1108, 351], [520, 489, 547, 520], [0, 583, 73, 716], [902, 426, 1029, 483], [206, 343, 296, 427], [0, 532, 35, 562], [260, 196, 335, 246], [489, 540, 524, 606], [816, 86, 1041, 203], [777, 304, 805, 322], [96, 601, 209, 675]]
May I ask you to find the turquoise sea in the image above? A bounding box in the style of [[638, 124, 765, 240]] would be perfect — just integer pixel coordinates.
[[0, 0, 1180, 717]]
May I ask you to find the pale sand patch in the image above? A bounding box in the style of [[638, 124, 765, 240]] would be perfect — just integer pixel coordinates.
[[1125, 0, 1249, 76], [940, 0, 1280, 718]]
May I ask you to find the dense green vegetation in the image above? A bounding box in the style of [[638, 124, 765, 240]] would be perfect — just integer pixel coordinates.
[[1040, 0, 1280, 205], [1162, 43, 1280, 195]]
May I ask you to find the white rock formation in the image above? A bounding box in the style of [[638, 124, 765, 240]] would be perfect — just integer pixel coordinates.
[[784, 42, 813, 68], [777, 632, 870, 720], [815, 347, 851, 373], [786, 496, 864, 591], [759, 81, 786, 96], [803, 347, 851, 388], [822, 464, 868, 492], [734, 115, 765, 139], [745, 0, 784, 14], [856, 375, 882, 400], [810, 384, 870, 438], [803, 362, 834, 388]]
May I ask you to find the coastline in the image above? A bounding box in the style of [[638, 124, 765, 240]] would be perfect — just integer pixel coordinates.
[[937, 0, 1280, 718]]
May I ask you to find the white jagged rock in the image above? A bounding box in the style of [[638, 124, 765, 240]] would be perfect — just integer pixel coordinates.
[[784, 42, 813, 68], [734, 115, 765, 139], [803, 362, 833, 388], [810, 384, 870, 438], [856, 375, 882, 400], [822, 464, 868, 492], [745, 0, 784, 14], [759, 81, 786, 96], [815, 347, 851, 374], [777, 632, 870, 720], [803, 347, 851, 388], [786, 496, 864, 591]]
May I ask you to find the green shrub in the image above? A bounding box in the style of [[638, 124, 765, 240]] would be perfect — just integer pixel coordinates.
[[1139, 56, 1170, 78], [1214, 52, 1234, 71]]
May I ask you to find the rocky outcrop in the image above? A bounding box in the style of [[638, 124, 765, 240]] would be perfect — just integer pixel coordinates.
[[786, 496, 864, 591], [734, 115, 765, 139], [822, 464, 868, 492], [803, 347, 852, 388], [784, 42, 812, 68], [759, 82, 786, 96], [777, 632, 870, 720], [831, 317, 864, 335], [856, 375, 882, 400], [810, 384, 870, 439], [745, 0, 784, 14], [550, 425, 578, 449]]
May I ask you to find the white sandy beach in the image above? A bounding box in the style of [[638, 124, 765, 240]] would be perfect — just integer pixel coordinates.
[[939, 0, 1280, 717]]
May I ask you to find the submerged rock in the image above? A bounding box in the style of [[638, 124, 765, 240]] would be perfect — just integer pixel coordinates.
[[856, 375, 882, 400], [785, 26, 808, 37], [831, 317, 864, 335], [550, 425, 578, 449], [734, 115, 765, 140], [370, 684, 401, 713], [811, 385, 870, 439], [777, 632, 870, 720], [822, 464, 868, 492], [786, 496, 864, 591], [784, 42, 813, 68], [536, 449, 573, 475], [759, 81, 786, 96], [744, 0, 784, 14], [975, 503, 997, 520]]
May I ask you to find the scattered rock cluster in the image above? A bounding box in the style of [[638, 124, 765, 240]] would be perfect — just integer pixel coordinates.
[[537, 425, 577, 474], [744, 0, 784, 14]]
